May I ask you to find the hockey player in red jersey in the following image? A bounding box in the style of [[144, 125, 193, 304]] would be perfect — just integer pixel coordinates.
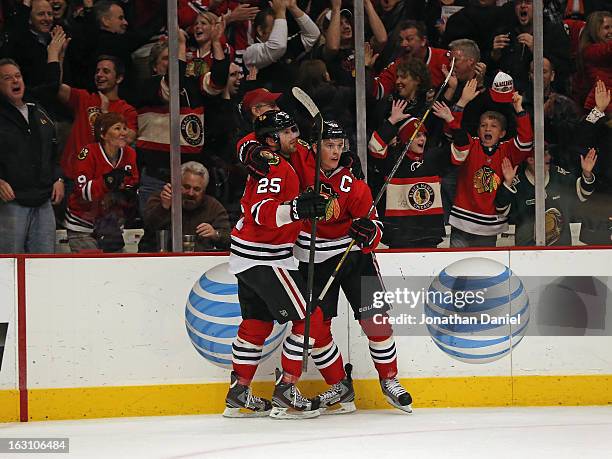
[[432, 78, 533, 247], [63, 113, 139, 252], [225, 110, 332, 420], [295, 121, 413, 413], [237, 118, 315, 188]]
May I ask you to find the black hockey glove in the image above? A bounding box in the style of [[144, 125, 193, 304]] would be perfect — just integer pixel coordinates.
[[340, 150, 364, 180], [244, 145, 271, 180], [349, 218, 377, 246], [290, 190, 327, 221], [103, 168, 130, 191]]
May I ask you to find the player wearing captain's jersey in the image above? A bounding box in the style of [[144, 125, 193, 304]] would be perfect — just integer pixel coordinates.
[[225, 110, 332, 420], [295, 121, 413, 414]]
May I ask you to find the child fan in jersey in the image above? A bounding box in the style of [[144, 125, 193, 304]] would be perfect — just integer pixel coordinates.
[[63, 113, 139, 252], [369, 98, 452, 248], [432, 78, 533, 247]]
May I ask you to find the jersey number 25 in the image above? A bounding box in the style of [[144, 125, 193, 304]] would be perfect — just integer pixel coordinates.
[[256, 177, 281, 194]]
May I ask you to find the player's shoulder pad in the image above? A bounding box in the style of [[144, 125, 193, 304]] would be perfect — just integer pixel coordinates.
[[259, 149, 281, 167], [297, 139, 311, 149], [77, 147, 89, 160], [555, 165, 570, 175]]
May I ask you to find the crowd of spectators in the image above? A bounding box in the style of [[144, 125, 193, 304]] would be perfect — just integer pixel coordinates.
[[0, 0, 610, 253]]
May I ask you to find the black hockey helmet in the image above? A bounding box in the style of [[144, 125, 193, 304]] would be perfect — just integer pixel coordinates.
[[254, 110, 297, 143], [313, 120, 349, 151], [322, 120, 346, 140]]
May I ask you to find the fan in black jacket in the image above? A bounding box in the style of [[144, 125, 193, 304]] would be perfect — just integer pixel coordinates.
[[495, 147, 597, 246], [0, 57, 64, 253]]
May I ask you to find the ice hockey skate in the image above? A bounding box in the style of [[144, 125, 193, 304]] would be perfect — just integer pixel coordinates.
[[223, 371, 272, 418], [270, 369, 321, 419], [380, 377, 413, 413], [315, 363, 356, 415]]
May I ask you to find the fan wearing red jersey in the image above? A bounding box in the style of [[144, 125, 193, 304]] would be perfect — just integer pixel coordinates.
[[371, 20, 449, 101], [432, 78, 533, 247], [63, 113, 139, 253], [225, 110, 332, 420], [58, 56, 138, 180], [294, 121, 412, 414]]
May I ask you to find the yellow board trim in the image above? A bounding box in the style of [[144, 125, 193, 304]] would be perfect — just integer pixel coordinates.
[[25, 375, 612, 421], [0, 390, 20, 422]]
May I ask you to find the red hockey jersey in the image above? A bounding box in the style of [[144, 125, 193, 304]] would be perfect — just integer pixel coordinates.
[[237, 132, 314, 186], [373, 47, 450, 101], [179, 0, 249, 54], [448, 111, 533, 236], [62, 89, 138, 179], [185, 44, 235, 80], [294, 166, 382, 263], [64, 143, 139, 232], [229, 151, 304, 274]]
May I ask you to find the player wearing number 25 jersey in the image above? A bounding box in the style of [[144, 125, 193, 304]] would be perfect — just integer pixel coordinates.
[[229, 149, 304, 274], [225, 110, 332, 420]]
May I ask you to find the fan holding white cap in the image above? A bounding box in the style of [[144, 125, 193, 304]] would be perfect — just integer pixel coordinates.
[[489, 71, 515, 103]]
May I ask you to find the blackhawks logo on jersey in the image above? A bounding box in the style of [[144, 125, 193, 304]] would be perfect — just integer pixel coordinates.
[[180, 114, 204, 146], [408, 183, 435, 211], [185, 57, 210, 79], [316, 183, 340, 221], [473, 165, 501, 194], [77, 147, 89, 160]]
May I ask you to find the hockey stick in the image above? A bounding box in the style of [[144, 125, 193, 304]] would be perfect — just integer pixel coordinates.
[[292, 87, 323, 371], [315, 57, 456, 303]]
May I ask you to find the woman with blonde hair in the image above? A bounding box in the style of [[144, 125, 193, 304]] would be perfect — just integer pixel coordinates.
[[186, 11, 233, 78]]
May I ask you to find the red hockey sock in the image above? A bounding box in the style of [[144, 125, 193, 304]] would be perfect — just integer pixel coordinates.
[[281, 307, 324, 380], [232, 319, 273, 385], [312, 319, 346, 385], [360, 316, 398, 379]]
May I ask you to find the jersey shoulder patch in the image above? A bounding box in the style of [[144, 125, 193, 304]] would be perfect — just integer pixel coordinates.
[[297, 139, 311, 148], [77, 147, 89, 160], [260, 150, 280, 166], [555, 165, 570, 175]]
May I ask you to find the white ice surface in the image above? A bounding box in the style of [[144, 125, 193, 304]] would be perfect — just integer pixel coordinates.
[[2, 406, 612, 459]]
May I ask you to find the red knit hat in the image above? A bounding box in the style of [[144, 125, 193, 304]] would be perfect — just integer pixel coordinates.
[[398, 117, 427, 143]]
